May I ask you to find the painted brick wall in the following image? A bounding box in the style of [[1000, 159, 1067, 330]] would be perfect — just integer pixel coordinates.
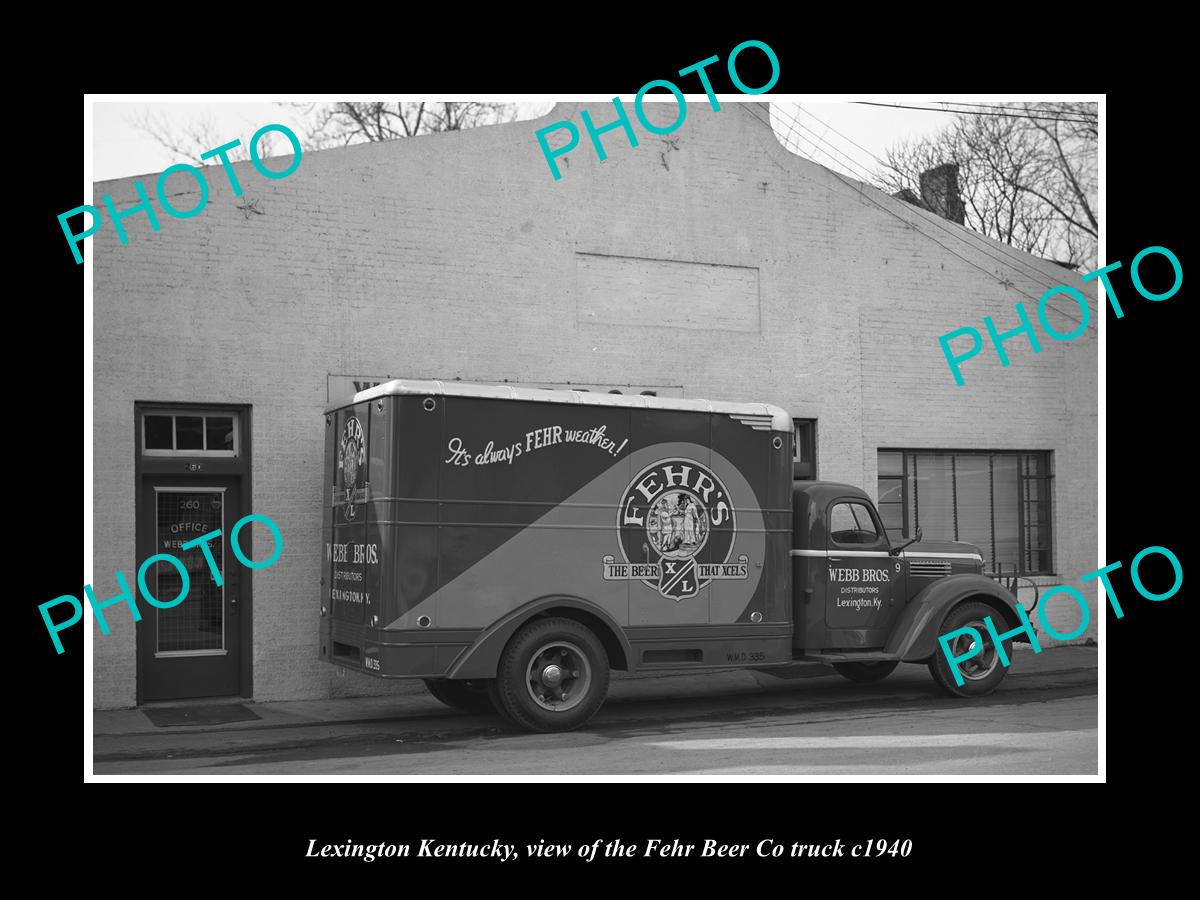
[[91, 100, 1098, 708]]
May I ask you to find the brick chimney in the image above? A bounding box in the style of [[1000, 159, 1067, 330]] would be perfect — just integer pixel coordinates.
[[918, 163, 965, 225]]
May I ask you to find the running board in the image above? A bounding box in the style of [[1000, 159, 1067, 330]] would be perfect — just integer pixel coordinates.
[[797, 651, 900, 663]]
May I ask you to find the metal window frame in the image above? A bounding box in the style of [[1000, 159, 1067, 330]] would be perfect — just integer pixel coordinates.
[[1018, 452, 1055, 575], [879, 448, 1055, 576]]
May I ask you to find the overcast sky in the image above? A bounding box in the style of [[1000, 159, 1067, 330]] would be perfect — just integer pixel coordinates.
[[92, 99, 957, 185]]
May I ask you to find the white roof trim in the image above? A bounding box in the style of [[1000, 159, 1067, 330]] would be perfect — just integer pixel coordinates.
[[332, 379, 793, 433]]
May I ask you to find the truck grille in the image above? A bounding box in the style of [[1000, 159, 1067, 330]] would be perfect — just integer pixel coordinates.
[[908, 559, 952, 578]]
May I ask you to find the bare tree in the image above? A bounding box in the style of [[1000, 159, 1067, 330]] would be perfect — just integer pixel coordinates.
[[1012, 101, 1098, 261], [294, 102, 520, 149], [877, 103, 1098, 269], [129, 111, 278, 166], [131, 101, 522, 171]]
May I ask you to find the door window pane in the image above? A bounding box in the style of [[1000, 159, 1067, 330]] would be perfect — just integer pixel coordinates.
[[157, 490, 225, 652], [850, 504, 879, 535], [830, 502, 880, 545], [829, 503, 855, 536]]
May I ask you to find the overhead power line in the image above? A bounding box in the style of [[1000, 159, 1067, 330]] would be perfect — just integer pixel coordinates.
[[935, 100, 1097, 118], [815, 103, 1094, 282], [852, 101, 1096, 125], [766, 105, 1078, 292], [740, 105, 1094, 333], [772, 106, 879, 184], [769, 105, 858, 178], [796, 105, 890, 169], [768, 107, 1095, 288]]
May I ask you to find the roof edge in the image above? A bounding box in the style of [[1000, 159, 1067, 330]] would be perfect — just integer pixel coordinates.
[[327, 378, 792, 433]]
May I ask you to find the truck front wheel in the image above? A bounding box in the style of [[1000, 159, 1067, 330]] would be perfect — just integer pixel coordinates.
[[927, 601, 1013, 697], [492, 617, 610, 733]]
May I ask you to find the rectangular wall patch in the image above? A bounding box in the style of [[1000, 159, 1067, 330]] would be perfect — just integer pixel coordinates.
[[576, 252, 760, 333]]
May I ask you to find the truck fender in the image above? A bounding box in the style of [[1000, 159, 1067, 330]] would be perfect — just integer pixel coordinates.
[[885, 574, 1024, 662], [445, 595, 633, 680]]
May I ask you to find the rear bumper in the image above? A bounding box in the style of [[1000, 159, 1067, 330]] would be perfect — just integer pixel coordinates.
[[322, 620, 482, 678]]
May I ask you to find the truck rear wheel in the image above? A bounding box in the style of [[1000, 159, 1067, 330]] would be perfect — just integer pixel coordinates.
[[928, 601, 1013, 697], [422, 678, 496, 714], [493, 617, 610, 733], [832, 661, 899, 683]]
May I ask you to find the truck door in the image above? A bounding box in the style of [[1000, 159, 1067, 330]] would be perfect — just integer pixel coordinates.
[[823, 498, 905, 648]]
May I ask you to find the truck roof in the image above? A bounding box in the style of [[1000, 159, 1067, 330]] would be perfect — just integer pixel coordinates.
[[334, 379, 793, 433], [793, 481, 872, 503]]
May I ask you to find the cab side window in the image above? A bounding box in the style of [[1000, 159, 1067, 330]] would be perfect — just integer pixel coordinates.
[[829, 502, 882, 546]]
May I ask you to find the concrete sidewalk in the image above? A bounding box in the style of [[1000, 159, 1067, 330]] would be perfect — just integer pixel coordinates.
[[94, 666, 828, 738], [93, 644, 1090, 740]]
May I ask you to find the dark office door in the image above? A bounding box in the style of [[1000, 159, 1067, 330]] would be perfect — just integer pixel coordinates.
[[138, 477, 243, 701]]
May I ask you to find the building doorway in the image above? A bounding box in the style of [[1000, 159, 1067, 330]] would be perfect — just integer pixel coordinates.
[[134, 406, 252, 702]]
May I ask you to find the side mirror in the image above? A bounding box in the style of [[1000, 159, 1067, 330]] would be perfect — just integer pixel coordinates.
[[889, 527, 924, 556]]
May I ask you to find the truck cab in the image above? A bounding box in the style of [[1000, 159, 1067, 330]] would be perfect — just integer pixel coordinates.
[[790, 481, 1030, 694]]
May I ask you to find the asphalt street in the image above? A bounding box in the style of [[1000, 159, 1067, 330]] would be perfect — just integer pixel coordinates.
[[93, 647, 1097, 776]]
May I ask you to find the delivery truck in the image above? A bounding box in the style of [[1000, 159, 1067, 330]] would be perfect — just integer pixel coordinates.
[[321, 379, 1033, 732]]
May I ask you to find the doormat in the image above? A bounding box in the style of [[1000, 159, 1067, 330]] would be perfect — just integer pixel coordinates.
[[142, 704, 262, 727]]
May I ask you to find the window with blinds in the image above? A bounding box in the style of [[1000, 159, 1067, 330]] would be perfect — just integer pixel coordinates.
[[877, 450, 1053, 575]]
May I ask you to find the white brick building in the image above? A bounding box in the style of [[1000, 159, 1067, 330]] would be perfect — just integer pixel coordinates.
[[91, 101, 1097, 709]]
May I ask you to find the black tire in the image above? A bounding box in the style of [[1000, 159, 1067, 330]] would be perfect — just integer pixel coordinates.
[[493, 617, 610, 733], [422, 678, 496, 714], [832, 661, 899, 683], [927, 600, 1014, 697], [485, 678, 517, 724]]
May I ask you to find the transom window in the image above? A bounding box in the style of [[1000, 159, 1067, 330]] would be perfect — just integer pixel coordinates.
[[142, 411, 239, 457]]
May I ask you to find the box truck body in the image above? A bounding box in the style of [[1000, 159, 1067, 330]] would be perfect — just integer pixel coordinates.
[[322, 380, 1028, 731]]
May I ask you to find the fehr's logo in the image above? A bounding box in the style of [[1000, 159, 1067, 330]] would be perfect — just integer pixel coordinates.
[[605, 458, 749, 601], [338, 416, 366, 519]]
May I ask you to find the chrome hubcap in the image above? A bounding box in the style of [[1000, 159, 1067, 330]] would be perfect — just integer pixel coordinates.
[[526, 641, 591, 712], [952, 619, 1001, 681]]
